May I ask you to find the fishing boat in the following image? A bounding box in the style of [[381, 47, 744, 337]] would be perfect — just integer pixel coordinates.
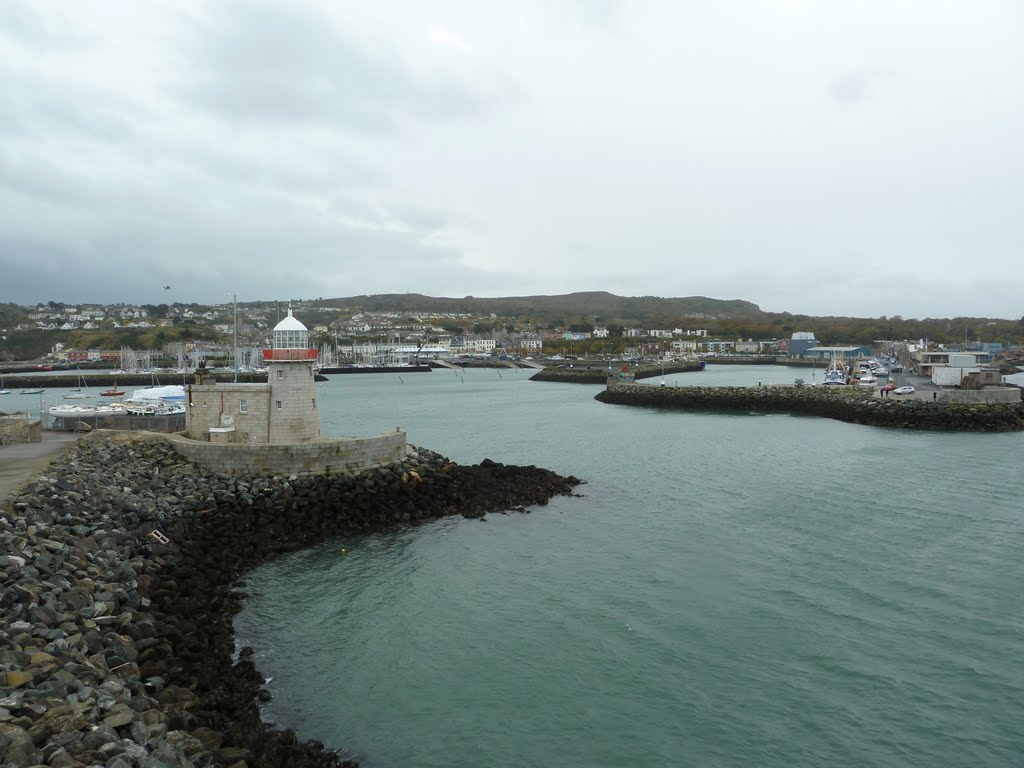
[[821, 356, 848, 386]]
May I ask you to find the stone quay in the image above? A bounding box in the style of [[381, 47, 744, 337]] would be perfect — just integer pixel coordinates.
[[0, 433, 581, 768]]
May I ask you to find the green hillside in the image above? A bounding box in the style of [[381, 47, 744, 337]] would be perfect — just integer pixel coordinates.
[[324, 292, 761, 327]]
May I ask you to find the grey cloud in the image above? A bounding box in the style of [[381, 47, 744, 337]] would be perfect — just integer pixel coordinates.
[[175, 0, 489, 131], [0, 63, 142, 144], [175, 139, 380, 194], [0, 154, 473, 306], [0, 217, 474, 306], [0, 1, 55, 47], [830, 68, 892, 106], [0, 150, 104, 210], [576, 0, 623, 28]]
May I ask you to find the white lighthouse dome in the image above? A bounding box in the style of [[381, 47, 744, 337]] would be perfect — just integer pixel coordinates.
[[273, 309, 309, 349]]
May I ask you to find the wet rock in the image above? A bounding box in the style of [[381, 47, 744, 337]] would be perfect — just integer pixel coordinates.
[[1, 433, 583, 768], [4, 670, 33, 689], [0, 723, 37, 767], [101, 705, 135, 729]]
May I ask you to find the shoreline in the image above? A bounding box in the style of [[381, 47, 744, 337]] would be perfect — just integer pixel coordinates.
[[595, 383, 1024, 431], [0, 433, 581, 768]]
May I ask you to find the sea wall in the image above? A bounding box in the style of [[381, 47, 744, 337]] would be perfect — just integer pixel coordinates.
[[0, 433, 581, 768], [531, 363, 702, 384], [0, 415, 40, 445], [168, 432, 408, 476], [936, 387, 1021, 404], [595, 383, 1024, 432]]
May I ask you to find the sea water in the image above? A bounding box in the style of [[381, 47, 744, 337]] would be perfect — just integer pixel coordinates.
[[234, 366, 1024, 767]]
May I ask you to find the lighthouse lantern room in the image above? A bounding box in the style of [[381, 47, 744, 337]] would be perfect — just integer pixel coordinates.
[[263, 309, 320, 442]]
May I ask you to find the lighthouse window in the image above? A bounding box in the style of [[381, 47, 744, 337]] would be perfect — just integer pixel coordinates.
[[312, 398, 317, 409], [239, 399, 248, 413], [276, 400, 282, 411], [277, 369, 284, 380]]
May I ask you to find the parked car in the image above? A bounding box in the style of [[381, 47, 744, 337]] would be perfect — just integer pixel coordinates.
[[881, 383, 897, 392], [894, 385, 915, 395]]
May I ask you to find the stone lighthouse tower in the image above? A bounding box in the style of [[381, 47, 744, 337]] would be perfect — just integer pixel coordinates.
[[264, 308, 321, 443], [181, 308, 406, 473]]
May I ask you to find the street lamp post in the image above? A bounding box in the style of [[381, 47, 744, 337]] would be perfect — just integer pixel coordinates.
[[225, 293, 239, 382]]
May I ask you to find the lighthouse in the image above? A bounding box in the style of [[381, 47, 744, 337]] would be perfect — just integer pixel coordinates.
[[186, 308, 321, 444], [263, 308, 320, 443], [180, 307, 406, 474]]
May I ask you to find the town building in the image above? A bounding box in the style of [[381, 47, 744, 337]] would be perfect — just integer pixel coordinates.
[[704, 340, 735, 355], [916, 350, 995, 385], [788, 332, 817, 357]]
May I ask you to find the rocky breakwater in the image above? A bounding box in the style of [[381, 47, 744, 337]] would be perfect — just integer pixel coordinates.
[[595, 383, 1024, 432], [0, 434, 582, 768]]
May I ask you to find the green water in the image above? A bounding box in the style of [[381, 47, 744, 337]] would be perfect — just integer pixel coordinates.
[[234, 366, 1024, 767]]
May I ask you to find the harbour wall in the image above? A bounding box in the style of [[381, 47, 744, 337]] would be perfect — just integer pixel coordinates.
[[595, 383, 1024, 431], [0, 414, 40, 445], [531, 363, 702, 384], [0, 433, 581, 768], [168, 431, 409, 476], [2, 372, 275, 390], [935, 387, 1021, 404]]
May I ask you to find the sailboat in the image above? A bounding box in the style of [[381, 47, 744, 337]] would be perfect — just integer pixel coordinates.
[[64, 368, 90, 399]]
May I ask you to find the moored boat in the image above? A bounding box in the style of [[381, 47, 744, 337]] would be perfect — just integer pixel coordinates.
[[49, 404, 127, 417], [100, 381, 126, 397], [821, 356, 848, 386]]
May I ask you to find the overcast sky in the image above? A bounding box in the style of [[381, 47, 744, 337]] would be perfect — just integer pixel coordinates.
[[1, 1, 1022, 318]]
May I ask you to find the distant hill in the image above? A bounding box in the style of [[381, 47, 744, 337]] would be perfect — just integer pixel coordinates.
[[323, 292, 762, 326]]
